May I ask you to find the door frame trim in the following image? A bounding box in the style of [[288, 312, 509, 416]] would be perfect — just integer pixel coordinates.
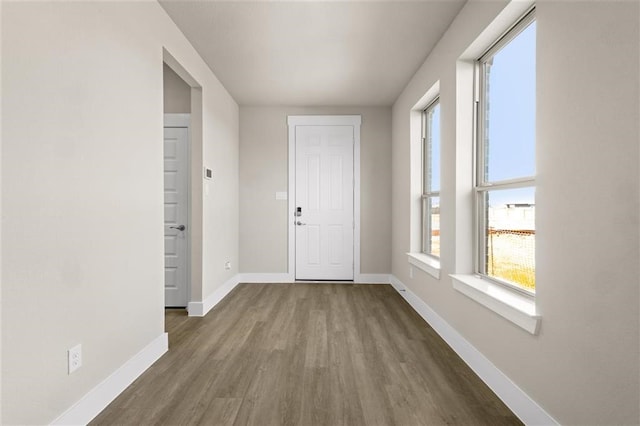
[[287, 115, 362, 282], [164, 113, 191, 306]]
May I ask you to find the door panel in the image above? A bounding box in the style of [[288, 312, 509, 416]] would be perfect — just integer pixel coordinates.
[[295, 125, 354, 280], [329, 156, 343, 210], [328, 225, 343, 265], [307, 155, 320, 210], [164, 127, 188, 307], [307, 225, 321, 265]]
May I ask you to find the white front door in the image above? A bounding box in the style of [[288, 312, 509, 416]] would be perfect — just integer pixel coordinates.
[[164, 127, 189, 307], [295, 125, 354, 280]]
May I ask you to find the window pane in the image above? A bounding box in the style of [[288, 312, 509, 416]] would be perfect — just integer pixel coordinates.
[[422, 196, 428, 254], [484, 187, 535, 291], [421, 196, 440, 257], [428, 196, 440, 257], [427, 103, 441, 192], [483, 21, 536, 182]]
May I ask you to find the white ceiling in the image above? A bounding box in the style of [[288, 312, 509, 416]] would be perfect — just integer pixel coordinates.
[[159, 1, 467, 106]]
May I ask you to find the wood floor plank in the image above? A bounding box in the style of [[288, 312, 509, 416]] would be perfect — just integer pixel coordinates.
[[304, 309, 328, 369], [91, 284, 522, 426], [198, 398, 243, 426], [327, 330, 366, 426]]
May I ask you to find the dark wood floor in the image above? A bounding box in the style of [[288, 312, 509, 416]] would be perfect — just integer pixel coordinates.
[[91, 283, 521, 426]]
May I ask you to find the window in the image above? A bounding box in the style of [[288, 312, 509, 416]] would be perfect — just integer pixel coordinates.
[[475, 9, 536, 294], [422, 98, 441, 257]]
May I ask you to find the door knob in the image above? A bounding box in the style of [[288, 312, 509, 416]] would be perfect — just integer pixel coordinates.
[[170, 225, 186, 231], [296, 221, 306, 226]]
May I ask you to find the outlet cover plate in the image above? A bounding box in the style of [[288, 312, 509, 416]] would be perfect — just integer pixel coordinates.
[[68, 344, 82, 374]]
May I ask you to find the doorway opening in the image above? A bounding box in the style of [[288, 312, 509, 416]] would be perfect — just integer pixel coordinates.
[[162, 50, 204, 312], [287, 115, 362, 282]]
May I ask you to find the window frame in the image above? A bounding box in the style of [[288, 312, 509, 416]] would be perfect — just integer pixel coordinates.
[[421, 97, 441, 258], [474, 8, 536, 296]]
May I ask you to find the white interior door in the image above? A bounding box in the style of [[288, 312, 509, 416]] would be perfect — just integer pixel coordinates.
[[164, 127, 189, 307], [295, 125, 354, 280]]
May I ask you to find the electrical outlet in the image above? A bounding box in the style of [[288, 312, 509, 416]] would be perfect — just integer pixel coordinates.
[[68, 344, 82, 374], [409, 265, 414, 279], [224, 261, 231, 270]]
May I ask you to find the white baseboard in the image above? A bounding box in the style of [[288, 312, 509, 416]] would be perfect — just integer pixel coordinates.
[[237, 272, 391, 284], [237, 273, 294, 283], [51, 333, 168, 426], [187, 274, 241, 317], [355, 273, 390, 283], [389, 275, 557, 426], [185, 272, 390, 318]]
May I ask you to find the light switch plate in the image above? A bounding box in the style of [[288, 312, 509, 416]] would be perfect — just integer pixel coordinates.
[[275, 191, 287, 201]]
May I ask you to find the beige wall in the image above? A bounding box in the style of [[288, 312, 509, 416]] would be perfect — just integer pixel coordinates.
[[391, 1, 639, 424], [239, 106, 391, 275], [1, 2, 239, 424], [163, 63, 191, 113]]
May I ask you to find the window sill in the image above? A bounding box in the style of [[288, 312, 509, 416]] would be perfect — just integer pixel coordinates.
[[450, 274, 541, 335], [407, 253, 441, 279]]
